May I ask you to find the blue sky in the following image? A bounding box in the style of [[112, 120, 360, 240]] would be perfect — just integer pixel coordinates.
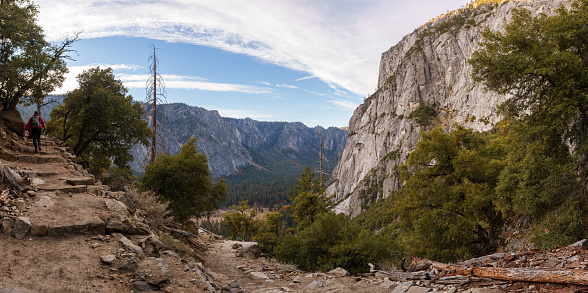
[[35, 0, 470, 127]]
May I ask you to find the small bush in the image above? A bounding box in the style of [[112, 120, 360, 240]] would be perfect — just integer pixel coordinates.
[[121, 186, 168, 229], [158, 231, 191, 258], [408, 105, 437, 126]]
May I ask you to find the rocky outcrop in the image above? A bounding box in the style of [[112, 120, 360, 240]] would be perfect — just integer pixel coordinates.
[[327, 0, 571, 216], [131, 103, 348, 177]]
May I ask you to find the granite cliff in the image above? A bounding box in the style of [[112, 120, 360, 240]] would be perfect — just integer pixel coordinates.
[[327, 0, 570, 216], [131, 103, 347, 178]]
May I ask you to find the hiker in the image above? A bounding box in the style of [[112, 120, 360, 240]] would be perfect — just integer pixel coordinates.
[[26, 111, 45, 152]]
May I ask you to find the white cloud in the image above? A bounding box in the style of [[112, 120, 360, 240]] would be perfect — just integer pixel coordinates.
[[257, 81, 272, 86], [296, 76, 316, 82], [328, 98, 359, 110], [276, 84, 298, 89], [36, 0, 470, 95], [53, 64, 271, 94]]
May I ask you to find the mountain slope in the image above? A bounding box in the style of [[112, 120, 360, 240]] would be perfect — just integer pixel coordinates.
[[131, 103, 347, 206], [326, 0, 570, 216]]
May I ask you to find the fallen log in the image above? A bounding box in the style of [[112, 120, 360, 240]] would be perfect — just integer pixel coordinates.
[[410, 257, 588, 286], [472, 267, 588, 286], [0, 162, 26, 192]]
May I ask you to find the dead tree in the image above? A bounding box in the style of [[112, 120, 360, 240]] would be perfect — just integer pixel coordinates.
[[145, 45, 169, 164]]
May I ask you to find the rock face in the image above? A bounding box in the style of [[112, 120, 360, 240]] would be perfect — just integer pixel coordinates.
[[327, 0, 571, 216], [131, 103, 348, 178]]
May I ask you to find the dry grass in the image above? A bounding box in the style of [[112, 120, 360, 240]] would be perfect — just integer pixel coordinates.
[[120, 186, 169, 229]]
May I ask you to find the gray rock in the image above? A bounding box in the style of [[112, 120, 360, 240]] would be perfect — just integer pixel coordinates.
[[305, 280, 328, 289], [105, 199, 129, 216], [12, 217, 30, 239], [105, 213, 130, 233], [117, 256, 140, 272], [119, 236, 143, 255], [228, 280, 240, 288], [140, 257, 170, 288], [292, 277, 302, 283], [240, 242, 262, 258], [2, 217, 14, 234], [100, 254, 117, 265], [66, 177, 95, 186], [327, 267, 349, 277], [131, 281, 152, 292], [249, 272, 269, 280], [391, 281, 413, 293], [407, 286, 431, 293]]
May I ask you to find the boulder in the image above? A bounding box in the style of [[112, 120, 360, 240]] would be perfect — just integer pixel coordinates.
[[140, 257, 170, 288], [240, 242, 262, 259], [249, 272, 269, 280], [391, 281, 414, 293], [105, 199, 129, 216], [12, 217, 31, 239], [327, 267, 349, 277], [0, 109, 25, 136], [105, 212, 131, 233]]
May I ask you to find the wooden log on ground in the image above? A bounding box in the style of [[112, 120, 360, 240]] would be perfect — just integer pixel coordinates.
[[410, 257, 588, 286], [472, 267, 588, 286]]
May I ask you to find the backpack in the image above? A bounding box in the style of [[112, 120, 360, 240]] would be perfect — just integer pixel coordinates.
[[31, 115, 40, 128]]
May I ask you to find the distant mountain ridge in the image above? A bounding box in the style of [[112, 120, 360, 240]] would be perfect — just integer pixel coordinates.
[[131, 103, 348, 178]]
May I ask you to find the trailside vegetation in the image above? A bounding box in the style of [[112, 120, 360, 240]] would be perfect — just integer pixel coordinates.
[[48, 67, 151, 177], [221, 166, 396, 275], [0, 0, 76, 126], [353, 0, 588, 266], [470, 0, 588, 248], [142, 137, 227, 223]]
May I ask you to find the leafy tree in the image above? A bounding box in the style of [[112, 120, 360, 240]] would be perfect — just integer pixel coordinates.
[[49, 67, 150, 174], [0, 0, 75, 129], [221, 201, 258, 241], [275, 212, 392, 274], [470, 0, 588, 248], [255, 212, 285, 256], [142, 137, 226, 223], [394, 126, 505, 261], [288, 166, 328, 229], [470, 0, 588, 163]]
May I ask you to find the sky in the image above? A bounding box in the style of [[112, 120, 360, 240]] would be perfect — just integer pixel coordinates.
[[35, 0, 470, 128]]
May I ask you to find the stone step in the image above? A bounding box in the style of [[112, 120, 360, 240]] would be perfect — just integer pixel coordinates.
[[25, 192, 107, 238], [18, 155, 66, 164], [38, 184, 87, 194]]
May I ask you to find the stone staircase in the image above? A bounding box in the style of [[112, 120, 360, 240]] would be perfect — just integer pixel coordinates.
[[0, 134, 124, 240]]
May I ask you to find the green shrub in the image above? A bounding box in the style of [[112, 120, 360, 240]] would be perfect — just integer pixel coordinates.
[[408, 105, 437, 126]]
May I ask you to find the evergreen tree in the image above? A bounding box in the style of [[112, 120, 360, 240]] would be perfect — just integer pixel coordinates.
[[49, 67, 150, 175], [142, 137, 226, 223]]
